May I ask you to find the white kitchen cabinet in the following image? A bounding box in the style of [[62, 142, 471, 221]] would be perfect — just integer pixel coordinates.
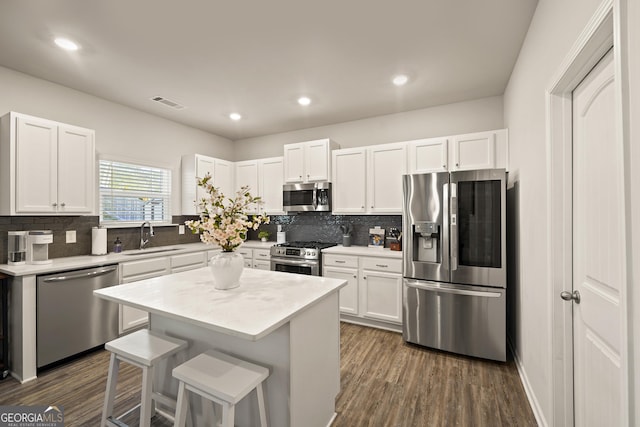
[[450, 129, 508, 171], [361, 270, 402, 324], [283, 138, 338, 183], [407, 137, 449, 173], [367, 143, 406, 214], [258, 156, 284, 215], [170, 252, 207, 273], [331, 148, 367, 213], [332, 143, 406, 214], [323, 252, 401, 326], [323, 265, 359, 315], [181, 154, 234, 215], [235, 160, 259, 213], [236, 247, 254, 269], [0, 112, 95, 215], [119, 257, 171, 333]]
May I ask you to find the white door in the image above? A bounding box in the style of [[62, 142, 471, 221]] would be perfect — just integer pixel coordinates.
[[451, 130, 496, 171], [571, 49, 626, 426], [213, 159, 234, 198], [407, 137, 448, 173], [305, 139, 330, 182], [57, 125, 94, 213], [367, 143, 406, 213], [259, 157, 284, 214], [331, 148, 366, 213], [283, 142, 305, 183]]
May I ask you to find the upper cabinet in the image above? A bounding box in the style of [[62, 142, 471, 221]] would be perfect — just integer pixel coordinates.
[[258, 157, 284, 215], [181, 154, 233, 215], [407, 137, 449, 173], [283, 138, 339, 183], [235, 160, 259, 213], [0, 112, 95, 215], [332, 142, 406, 214], [450, 129, 508, 171]]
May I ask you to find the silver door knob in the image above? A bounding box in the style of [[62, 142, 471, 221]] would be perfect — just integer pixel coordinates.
[[560, 290, 581, 304]]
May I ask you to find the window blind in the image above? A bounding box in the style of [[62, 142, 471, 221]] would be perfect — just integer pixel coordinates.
[[99, 159, 171, 224]]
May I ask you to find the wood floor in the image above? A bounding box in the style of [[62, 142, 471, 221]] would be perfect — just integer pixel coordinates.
[[0, 323, 536, 426]]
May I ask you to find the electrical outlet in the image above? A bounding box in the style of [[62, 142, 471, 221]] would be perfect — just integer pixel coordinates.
[[178, 225, 185, 235], [66, 230, 76, 243]]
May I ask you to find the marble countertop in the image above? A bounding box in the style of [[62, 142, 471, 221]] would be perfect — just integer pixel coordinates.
[[322, 245, 403, 258], [0, 240, 275, 277], [94, 267, 346, 340]]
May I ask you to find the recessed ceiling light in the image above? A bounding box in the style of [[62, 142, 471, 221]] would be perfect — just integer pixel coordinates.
[[297, 96, 312, 106], [229, 112, 242, 121], [54, 37, 79, 51], [392, 74, 409, 86]]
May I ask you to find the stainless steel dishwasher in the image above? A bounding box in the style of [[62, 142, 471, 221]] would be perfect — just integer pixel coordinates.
[[37, 264, 119, 368]]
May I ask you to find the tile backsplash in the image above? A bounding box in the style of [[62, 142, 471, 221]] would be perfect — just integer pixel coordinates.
[[0, 213, 402, 263]]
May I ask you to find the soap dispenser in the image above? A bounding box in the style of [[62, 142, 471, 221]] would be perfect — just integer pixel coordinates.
[[113, 237, 123, 253]]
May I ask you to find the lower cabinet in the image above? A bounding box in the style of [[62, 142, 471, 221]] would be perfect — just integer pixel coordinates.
[[323, 253, 402, 328], [237, 247, 272, 270], [119, 257, 171, 333]]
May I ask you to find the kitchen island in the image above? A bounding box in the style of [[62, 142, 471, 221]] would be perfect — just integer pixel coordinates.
[[94, 267, 347, 427]]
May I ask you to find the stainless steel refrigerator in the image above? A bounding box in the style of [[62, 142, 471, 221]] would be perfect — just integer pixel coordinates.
[[402, 169, 506, 361]]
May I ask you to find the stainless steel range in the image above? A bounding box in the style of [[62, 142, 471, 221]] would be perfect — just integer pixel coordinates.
[[270, 241, 337, 276]]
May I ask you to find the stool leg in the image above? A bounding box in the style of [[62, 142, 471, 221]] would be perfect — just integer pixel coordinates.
[[202, 396, 215, 425], [221, 402, 235, 427], [101, 354, 120, 427], [256, 382, 268, 427], [174, 381, 188, 427], [140, 365, 153, 427]]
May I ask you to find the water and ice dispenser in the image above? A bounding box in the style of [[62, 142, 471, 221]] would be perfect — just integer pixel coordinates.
[[413, 221, 440, 263]]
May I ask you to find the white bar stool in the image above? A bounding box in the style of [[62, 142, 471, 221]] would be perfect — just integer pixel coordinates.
[[101, 329, 188, 427], [172, 350, 270, 427]]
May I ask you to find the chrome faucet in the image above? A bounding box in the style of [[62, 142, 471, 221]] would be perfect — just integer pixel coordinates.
[[140, 221, 154, 249]]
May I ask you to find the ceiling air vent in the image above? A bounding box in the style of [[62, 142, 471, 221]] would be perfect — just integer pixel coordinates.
[[150, 96, 185, 110]]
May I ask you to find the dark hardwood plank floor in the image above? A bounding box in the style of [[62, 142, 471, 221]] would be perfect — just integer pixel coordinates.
[[0, 323, 536, 426]]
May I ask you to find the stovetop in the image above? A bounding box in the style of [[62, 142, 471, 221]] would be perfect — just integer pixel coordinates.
[[275, 241, 338, 250]]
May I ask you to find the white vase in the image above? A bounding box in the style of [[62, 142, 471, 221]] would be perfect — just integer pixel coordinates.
[[209, 251, 244, 290]]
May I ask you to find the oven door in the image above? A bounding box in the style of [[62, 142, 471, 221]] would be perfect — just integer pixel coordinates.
[[271, 258, 320, 276]]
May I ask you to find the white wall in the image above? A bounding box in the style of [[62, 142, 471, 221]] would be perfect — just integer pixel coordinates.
[[0, 65, 234, 214], [503, 0, 606, 424], [233, 96, 503, 160]]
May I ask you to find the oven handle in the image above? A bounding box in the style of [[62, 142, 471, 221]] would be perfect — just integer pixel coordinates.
[[271, 258, 319, 267]]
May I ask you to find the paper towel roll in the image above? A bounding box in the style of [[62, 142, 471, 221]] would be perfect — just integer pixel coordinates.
[[277, 231, 287, 244], [92, 227, 107, 255]]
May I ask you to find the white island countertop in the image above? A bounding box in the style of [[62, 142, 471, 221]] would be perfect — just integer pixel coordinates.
[[94, 267, 347, 341]]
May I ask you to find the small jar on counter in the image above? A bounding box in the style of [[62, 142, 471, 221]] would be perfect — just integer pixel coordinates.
[[113, 237, 123, 253]]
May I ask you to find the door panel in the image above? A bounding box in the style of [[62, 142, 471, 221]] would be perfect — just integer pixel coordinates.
[[572, 49, 624, 426], [58, 126, 94, 213]]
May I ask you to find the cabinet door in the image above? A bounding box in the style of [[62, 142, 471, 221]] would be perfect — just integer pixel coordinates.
[[253, 259, 271, 270], [283, 142, 305, 183], [452, 131, 496, 171], [235, 160, 259, 213], [57, 126, 94, 213], [214, 159, 234, 198], [324, 266, 359, 315], [305, 139, 330, 182], [367, 143, 406, 214], [407, 137, 448, 173], [332, 148, 366, 213], [15, 117, 58, 213], [195, 155, 215, 208], [361, 270, 402, 323], [259, 157, 284, 214]]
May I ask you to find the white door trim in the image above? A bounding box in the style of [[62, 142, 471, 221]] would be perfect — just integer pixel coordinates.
[[546, 0, 630, 425]]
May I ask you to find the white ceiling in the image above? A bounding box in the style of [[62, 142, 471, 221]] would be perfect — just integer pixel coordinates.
[[0, 1, 537, 140]]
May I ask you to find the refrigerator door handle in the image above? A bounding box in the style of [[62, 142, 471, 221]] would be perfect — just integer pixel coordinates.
[[443, 183, 449, 272], [405, 280, 502, 298], [450, 182, 458, 271]]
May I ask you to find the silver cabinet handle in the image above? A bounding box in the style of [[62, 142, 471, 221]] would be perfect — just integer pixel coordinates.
[[560, 290, 581, 304], [375, 264, 388, 268], [353, 275, 357, 279], [335, 260, 346, 264], [52, 202, 57, 207], [61, 202, 66, 207]]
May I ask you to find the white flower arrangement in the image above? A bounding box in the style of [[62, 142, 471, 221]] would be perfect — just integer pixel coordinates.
[[185, 174, 270, 252]]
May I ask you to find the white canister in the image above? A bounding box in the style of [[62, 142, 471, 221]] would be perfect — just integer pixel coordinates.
[[91, 227, 107, 255]]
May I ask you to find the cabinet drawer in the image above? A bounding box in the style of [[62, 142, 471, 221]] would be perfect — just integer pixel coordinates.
[[121, 257, 170, 280], [237, 248, 253, 258], [253, 249, 271, 260], [323, 254, 358, 268], [171, 252, 206, 269], [361, 257, 402, 273]]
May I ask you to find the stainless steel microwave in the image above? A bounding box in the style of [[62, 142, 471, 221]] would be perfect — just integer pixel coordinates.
[[283, 182, 331, 212]]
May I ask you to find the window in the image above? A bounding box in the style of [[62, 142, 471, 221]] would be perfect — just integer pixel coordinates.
[[99, 158, 172, 225]]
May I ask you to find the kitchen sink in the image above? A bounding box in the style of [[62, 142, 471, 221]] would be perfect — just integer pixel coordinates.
[[122, 248, 181, 256]]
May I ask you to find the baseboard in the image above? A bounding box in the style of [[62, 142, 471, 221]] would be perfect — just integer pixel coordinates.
[[340, 315, 402, 333], [508, 338, 549, 427]]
